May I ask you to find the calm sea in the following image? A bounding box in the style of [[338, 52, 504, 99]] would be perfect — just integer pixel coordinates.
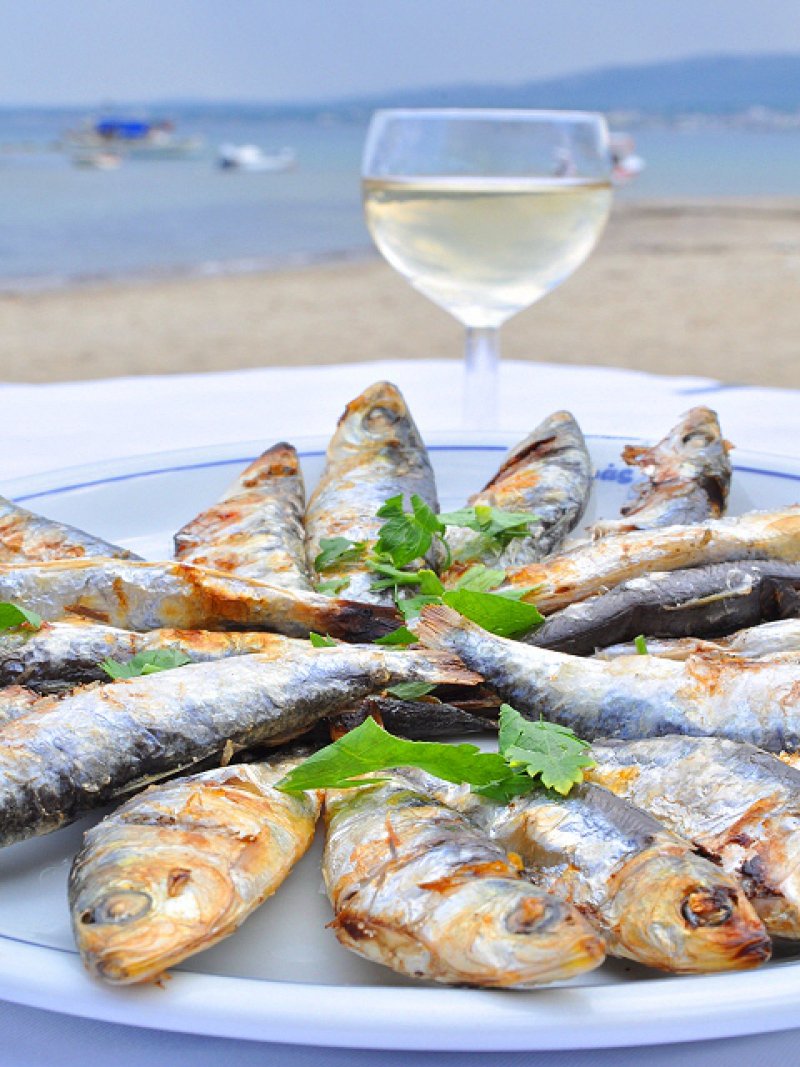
[[1, 107, 799, 291]]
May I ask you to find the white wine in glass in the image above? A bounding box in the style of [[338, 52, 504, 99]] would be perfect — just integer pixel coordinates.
[[362, 111, 613, 428]]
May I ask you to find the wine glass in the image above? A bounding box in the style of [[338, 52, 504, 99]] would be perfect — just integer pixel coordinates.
[[361, 109, 613, 428]]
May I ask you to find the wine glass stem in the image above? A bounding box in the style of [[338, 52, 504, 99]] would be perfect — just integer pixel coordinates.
[[464, 326, 500, 429]]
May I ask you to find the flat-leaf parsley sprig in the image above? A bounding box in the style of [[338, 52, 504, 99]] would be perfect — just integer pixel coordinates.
[[277, 704, 593, 800], [0, 602, 43, 633], [100, 650, 193, 680], [438, 505, 540, 563]]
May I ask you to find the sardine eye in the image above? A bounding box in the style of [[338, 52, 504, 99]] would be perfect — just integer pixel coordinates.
[[682, 430, 713, 449], [0, 658, 25, 681], [80, 890, 152, 926], [681, 886, 735, 928], [364, 406, 399, 431], [505, 896, 558, 935]]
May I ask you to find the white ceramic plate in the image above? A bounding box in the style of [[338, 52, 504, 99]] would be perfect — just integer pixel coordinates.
[[1, 434, 799, 1052]]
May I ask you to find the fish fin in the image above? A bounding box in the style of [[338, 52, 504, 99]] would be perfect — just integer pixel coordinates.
[[412, 650, 483, 687], [414, 604, 474, 650]]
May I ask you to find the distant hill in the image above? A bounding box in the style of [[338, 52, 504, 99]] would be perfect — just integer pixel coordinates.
[[4, 52, 799, 121], [341, 54, 800, 116]]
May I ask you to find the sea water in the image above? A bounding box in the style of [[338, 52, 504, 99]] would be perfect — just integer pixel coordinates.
[[0, 108, 798, 291]]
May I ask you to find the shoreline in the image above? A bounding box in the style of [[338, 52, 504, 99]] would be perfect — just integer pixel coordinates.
[[3, 197, 799, 389], [2, 195, 799, 298], [0, 245, 377, 297]]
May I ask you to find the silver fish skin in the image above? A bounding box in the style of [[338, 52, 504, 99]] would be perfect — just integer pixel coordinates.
[[416, 604, 800, 751], [0, 643, 479, 846], [587, 735, 800, 939], [592, 407, 732, 537], [0, 558, 398, 641], [0, 685, 44, 725], [0, 495, 140, 563], [323, 774, 605, 987], [522, 561, 800, 657], [0, 618, 308, 692], [444, 411, 591, 570], [174, 443, 313, 591], [69, 756, 319, 984], [397, 769, 770, 973], [305, 382, 439, 605], [598, 618, 800, 663], [502, 506, 800, 611]]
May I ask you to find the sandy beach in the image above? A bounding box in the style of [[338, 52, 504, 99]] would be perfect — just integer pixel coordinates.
[[3, 198, 799, 388]]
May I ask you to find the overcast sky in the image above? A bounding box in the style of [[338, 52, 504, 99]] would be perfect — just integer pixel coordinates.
[[2, 1, 799, 106]]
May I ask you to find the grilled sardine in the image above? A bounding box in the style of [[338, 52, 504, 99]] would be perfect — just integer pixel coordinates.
[[69, 756, 319, 984], [305, 382, 439, 604], [592, 407, 731, 537], [323, 774, 605, 986], [174, 443, 313, 591]]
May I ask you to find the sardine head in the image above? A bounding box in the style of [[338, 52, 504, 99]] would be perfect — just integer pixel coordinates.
[[334, 382, 424, 453], [606, 849, 771, 973], [420, 879, 605, 987], [71, 847, 236, 984]]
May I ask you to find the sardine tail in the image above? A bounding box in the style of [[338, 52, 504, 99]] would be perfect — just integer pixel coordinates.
[[413, 650, 483, 687], [415, 604, 475, 651]]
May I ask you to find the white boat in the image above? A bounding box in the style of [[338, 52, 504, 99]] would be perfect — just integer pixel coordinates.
[[217, 144, 296, 172], [609, 133, 645, 185]]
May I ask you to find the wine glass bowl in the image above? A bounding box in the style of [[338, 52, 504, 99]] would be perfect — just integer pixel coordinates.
[[361, 109, 613, 427]]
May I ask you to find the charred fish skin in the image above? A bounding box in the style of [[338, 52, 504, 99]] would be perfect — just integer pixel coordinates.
[[173, 443, 313, 592], [0, 558, 398, 642], [330, 695, 499, 740], [592, 407, 732, 538], [0, 495, 140, 563], [398, 770, 769, 973], [304, 382, 439, 604], [588, 736, 800, 940], [598, 618, 800, 663], [445, 411, 592, 570], [503, 506, 800, 611], [69, 757, 319, 985], [416, 604, 800, 751], [323, 775, 605, 987], [0, 618, 306, 692], [523, 561, 800, 657], [0, 644, 479, 846]]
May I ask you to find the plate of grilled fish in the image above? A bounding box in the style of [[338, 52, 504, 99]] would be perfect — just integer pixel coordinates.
[[0, 381, 798, 1050]]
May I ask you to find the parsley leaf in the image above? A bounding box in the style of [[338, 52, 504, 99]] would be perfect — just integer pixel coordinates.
[[438, 506, 540, 564], [276, 716, 512, 794], [315, 577, 349, 596], [373, 625, 418, 646], [451, 564, 507, 593], [634, 634, 649, 655], [309, 632, 338, 648], [439, 506, 539, 543], [385, 681, 436, 700], [100, 650, 193, 680], [314, 537, 366, 573], [374, 494, 445, 568], [276, 705, 592, 801], [396, 594, 443, 622], [0, 602, 42, 633], [496, 704, 595, 795], [441, 589, 544, 638]]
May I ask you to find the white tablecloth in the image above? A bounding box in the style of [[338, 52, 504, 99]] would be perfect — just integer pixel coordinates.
[[1, 359, 798, 1067]]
